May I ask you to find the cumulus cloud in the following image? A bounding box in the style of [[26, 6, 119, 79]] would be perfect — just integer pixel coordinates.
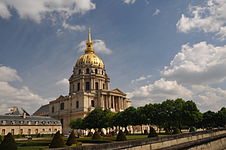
[[0, 65, 22, 82], [129, 41, 226, 111], [131, 75, 152, 84], [128, 78, 192, 106], [0, 0, 95, 23], [153, 9, 160, 16], [56, 78, 69, 86], [0, 65, 51, 115], [177, 0, 226, 40], [123, 0, 136, 4], [62, 22, 86, 31], [77, 40, 112, 54], [191, 85, 226, 111], [162, 42, 226, 85]]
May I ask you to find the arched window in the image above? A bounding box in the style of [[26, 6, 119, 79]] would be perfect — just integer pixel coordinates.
[[86, 68, 90, 74], [2, 129, 5, 135], [103, 84, 105, 89], [95, 69, 98, 74], [79, 69, 81, 74], [95, 82, 99, 90], [91, 100, 95, 107], [11, 129, 14, 135], [60, 103, 64, 110]]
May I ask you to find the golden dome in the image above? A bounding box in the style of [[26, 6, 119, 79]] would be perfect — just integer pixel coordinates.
[[76, 29, 105, 68]]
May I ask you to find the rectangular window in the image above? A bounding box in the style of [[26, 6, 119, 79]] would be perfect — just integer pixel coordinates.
[[77, 83, 80, 91], [76, 101, 79, 108], [28, 129, 31, 135], [2, 129, 5, 135], [60, 103, 64, 110], [11, 129, 14, 135], [52, 106, 54, 113], [60, 119, 64, 127], [95, 82, 99, 90], [20, 129, 23, 135], [91, 100, 95, 107], [86, 82, 90, 91]]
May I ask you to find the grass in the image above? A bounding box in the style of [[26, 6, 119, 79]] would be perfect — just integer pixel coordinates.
[[16, 133, 169, 149]]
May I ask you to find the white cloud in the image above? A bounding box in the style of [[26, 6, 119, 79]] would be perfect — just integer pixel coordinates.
[[0, 0, 95, 23], [123, 0, 136, 4], [191, 85, 226, 111], [153, 9, 160, 16], [56, 78, 68, 86], [177, 0, 226, 40], [131, 75, 152, 84], [77, 40, 112, 54], [62, 22, 86, 31], [128, 78, 192, 106], [162, 42, 226, 85], [0, 65, 22, 82], [0, 65, 51, 115]]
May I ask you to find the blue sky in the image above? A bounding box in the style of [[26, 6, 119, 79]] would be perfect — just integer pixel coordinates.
[[0, 0, 226, 114]]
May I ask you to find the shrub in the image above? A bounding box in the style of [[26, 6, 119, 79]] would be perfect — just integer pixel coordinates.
[[49, 131, 65, 148], [0, 133, 17, 150], [66, 130, 77, 146], [92, 131, 101, 140], [111, 131, 116, 136], [172, 128, 181, 134], [144, 130, 148, 135], [148, 127, 158, 138], [0, 135, 2, 144], [100, 131, 105, 136], [124, 129, 129, 135], [36, 133, 41, 138], [116, 130, 127, 141], [87, 132, 93, 137]]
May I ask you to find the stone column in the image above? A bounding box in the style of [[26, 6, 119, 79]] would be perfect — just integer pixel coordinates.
[[81, 78, 85, 91], [112, 96, 115, 109]]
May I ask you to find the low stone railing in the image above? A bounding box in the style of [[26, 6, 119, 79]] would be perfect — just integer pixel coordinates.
[[49, 128, 226, 150]]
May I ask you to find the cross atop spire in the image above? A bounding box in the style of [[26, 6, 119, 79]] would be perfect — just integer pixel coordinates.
[[85, 28, 94, 54]]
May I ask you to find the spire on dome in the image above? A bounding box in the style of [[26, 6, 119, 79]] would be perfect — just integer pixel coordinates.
[[85, 28, 94, 54]]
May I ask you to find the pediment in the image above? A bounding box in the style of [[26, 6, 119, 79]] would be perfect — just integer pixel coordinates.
[[111, 88, 125, 95]]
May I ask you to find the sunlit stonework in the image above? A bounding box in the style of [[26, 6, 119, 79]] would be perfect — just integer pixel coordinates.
[[42, 29, 131, 134]]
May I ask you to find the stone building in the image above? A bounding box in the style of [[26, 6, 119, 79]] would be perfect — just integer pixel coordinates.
[[0, 107, 62, 135], [47, 30, 131, 134]]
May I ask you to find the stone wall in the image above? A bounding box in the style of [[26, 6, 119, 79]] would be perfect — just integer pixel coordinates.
[[48, 128, 226, 150]]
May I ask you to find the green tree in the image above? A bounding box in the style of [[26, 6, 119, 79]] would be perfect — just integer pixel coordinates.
[[202, 111, 217, 128], [49, 131, 65, 148], [216, 107, 226, 127], [69, 118, 84, 130], [82, 108, 113, 131], [66, 130, 77, 146], [0, 133, 17, 150]]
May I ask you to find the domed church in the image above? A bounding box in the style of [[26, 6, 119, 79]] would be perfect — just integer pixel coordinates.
[[47, 29, 131, 133]]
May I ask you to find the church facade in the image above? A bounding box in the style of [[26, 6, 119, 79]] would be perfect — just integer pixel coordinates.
[[48, 30, 131, 134]]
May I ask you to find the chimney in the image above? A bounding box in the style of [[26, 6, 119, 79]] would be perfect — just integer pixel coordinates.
[[23, 112, 26, 118]]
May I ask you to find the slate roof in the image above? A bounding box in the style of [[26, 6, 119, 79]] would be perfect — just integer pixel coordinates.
[[0, 115, 61, 126], [33, 104, 49, 116]]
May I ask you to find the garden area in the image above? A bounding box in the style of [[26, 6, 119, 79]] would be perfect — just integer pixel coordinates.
[[1, 98, 226, 149]]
